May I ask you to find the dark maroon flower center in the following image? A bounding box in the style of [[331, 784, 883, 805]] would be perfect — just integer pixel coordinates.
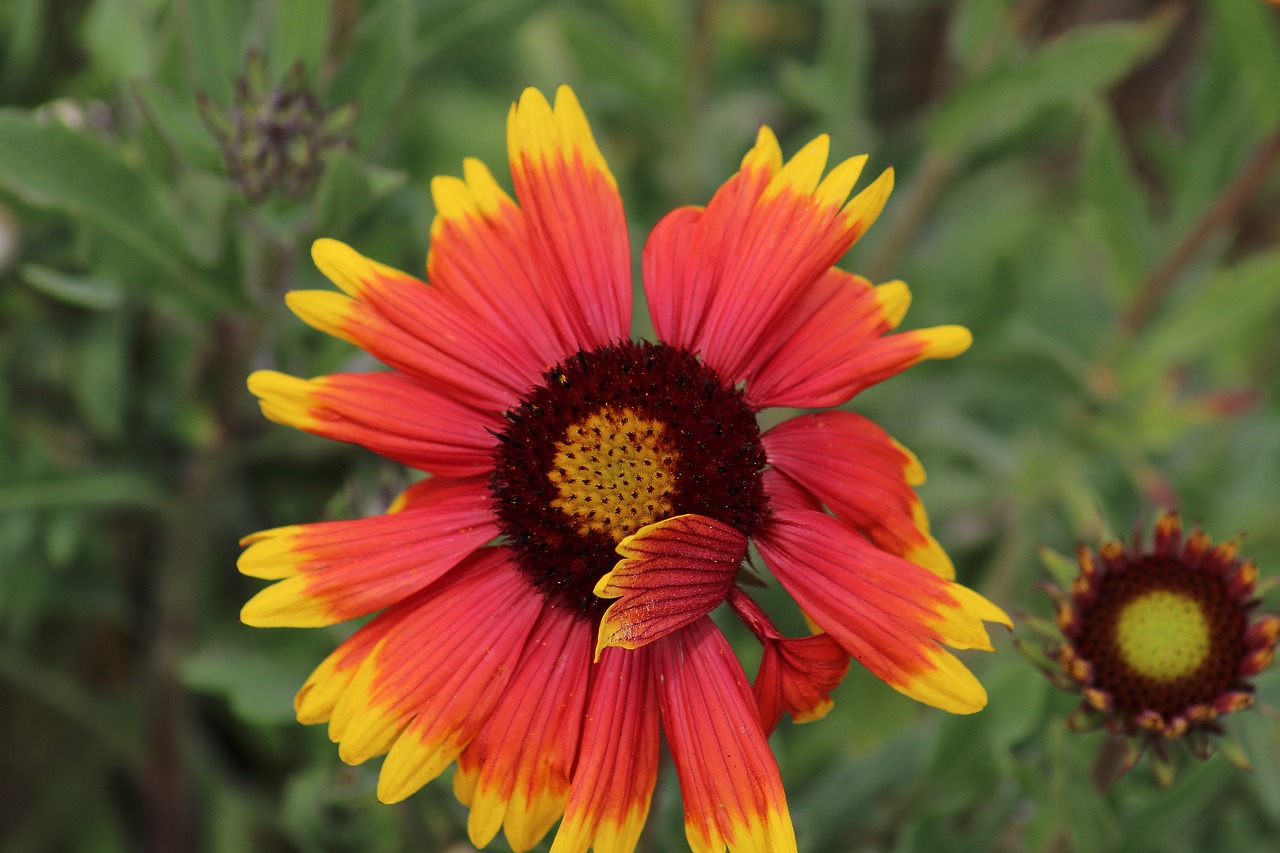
[[490, 342, 768, 615]]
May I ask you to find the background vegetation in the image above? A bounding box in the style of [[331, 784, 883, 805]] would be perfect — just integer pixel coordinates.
[[2, 0, 1278, 851]]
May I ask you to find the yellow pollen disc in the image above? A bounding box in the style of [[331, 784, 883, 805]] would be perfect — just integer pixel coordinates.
[[1114, 590, 1211, 682], [547, 406, 679, 541]]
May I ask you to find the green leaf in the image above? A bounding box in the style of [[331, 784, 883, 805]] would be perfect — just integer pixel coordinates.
[[929, 15, 1175, 157], [72, 312, 129, 442], [180, 641, 304, 726], [269, 0, 332, 76], [1208, 0, 1280, 128], [20, 264, 123, 311], [1129, 248, 1280, 381], [0, 112, 239, 316], [178, 0, 250, 102], [132, 78, 225, 172], [0, 471, 168, 514], [948, 0, 1018, 70], [1080, 103, 1154, 297], [310, 148, 407, 237], [82, 0, 155, 82], [328, 0, 414, 149]]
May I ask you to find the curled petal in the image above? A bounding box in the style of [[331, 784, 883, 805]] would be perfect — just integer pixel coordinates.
[[594, 514, 747, 659], [755, 633, 851, 735]]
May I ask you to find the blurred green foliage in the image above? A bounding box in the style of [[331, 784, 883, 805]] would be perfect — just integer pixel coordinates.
[[2, 1, 1279, 851]]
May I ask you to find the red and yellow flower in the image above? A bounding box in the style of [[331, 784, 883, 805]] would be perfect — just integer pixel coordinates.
[[241, 86, 1009, 852]]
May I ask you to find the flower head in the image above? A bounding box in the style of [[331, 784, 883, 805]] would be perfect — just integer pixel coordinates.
[[241, 85, 1009, 852], [1036, 512, 1278, 786], [199, 50, 356, 202]]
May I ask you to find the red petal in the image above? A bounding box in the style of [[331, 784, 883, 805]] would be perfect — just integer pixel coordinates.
[[239, 476, 497, 626], [550, 646, 660, 853], [308, 548, 541, 803], [755, 633, 850, 735], [763, 411, 954, 578], [594, 514, 747, 658], [456, 607, 592, 852], [655, 618, 798, 853], [756, 509, 1009, 714], [429, 157, 581, 369], [643, 129, 891, 383], [507, 86, 632, 348], [247, 369, 502, 477], [743, 267, 970, 409], [304, 239, 543, 407]]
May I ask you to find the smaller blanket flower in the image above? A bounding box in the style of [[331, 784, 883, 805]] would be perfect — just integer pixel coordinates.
[[1032, 511, 1278, 786]]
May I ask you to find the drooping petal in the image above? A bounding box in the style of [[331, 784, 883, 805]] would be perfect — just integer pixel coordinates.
[[550, 647, 660, 853], [763, 411, 954, 579], [507, 86, 632, 347], [302, 239, 542, 407], [246, 369, 502, 477], [593, 514, 747, 659], [756, 508, 1010, 714], [455, 607, 592, 852], [303, 548, 541, 803], [643, 129, 893, 383], [755, 633, 851, 735], [655, 618, 798, 853], [238, 476, 497, 627]]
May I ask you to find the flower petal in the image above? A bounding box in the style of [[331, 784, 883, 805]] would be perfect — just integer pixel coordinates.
[[643, 128, 892, 382], [429, 157, 578, 370], [238, 476, 496, 627], [743, 270, 968, 409], [755, 324, 973, 410], [549, 646, 660, 853], [593, 514, 747, 659], [507, 86, 631, 347], [247, 369, 502, 477], [755, 633, 851, 735], [455, 607, 592, 852], [763, 411, 954, 579], [655, 618, 797, 853], [642, 126, 781, 352], [756, 509, 1010, 714], [304, 239, 540, 407], [303, 548, 540, 802]]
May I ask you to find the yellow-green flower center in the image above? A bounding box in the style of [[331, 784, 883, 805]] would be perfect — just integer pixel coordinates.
[[1114, 590, 1210, 682]]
